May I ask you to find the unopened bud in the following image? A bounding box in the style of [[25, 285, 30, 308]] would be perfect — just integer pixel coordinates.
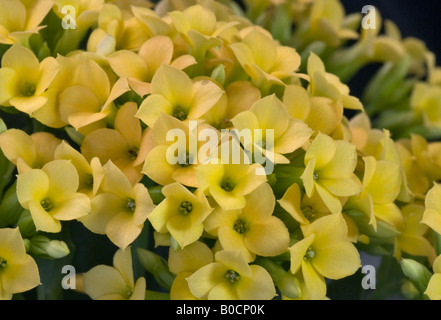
[[16, 210, 37, 238], [137, 248, 175, 291], [29, 235, 70, 259], [401, 258, 432, 294]]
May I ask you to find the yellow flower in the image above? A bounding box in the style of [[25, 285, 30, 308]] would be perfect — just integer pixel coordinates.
[[108, 35, 196, 96], [278, 183, 330, 226], [422, 183, 441, 236], [229, 26, 301, 89], [345, 156, 403, 231], [142, 113, 216, 188], [135, 64, 224, 128], [148, 182, 213, 248], [58, 55, 130, 134], [16, 159, 91, 233], [307, 52, 363, 111], [204, 183, 289, 262], [291, 0, 358, 48], [53, 0, 104, 30], [169, 4, 238, 60], [82, 247, 146, 300], [0, 129, 61, 173], [0, 45, 60, 114], [425, 255, 441, 300], [411, 82, 441, 130], [301, 132, 362, 214], [196, 156, 267, 211], [169, 241, 214, 300], [80, 160, 155, 249], [186, 250, 276, 300], [86, 3, 151, 56], [0, 0, 53, 45], [81, 102, 151, 185], [394, 204, 436, 262], [289, 213, 361, 299], [54, 141, 104, 196], [0, 227, 40, 300], [232, 94, 313, 164]]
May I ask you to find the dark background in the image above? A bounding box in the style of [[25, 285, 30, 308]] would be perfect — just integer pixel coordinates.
[[341, 0, 441, 59]]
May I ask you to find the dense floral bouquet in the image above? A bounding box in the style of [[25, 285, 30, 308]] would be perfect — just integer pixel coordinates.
[[0, 0, 440, 301]]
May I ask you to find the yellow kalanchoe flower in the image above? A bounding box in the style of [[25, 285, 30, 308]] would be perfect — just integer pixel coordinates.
[[136, 64, 224, 128], [0, 0, 53, 45], [169, 4, 238, 60], [82, 247, 146, 300], [425, 255, 441, 300], [345, 156, 403, 231], [54, 141, 104, 196], [232, 94, 313, 164], [87, 3, 151, 56], [0, 129, 61, 173], [108, 35, 196, 96], [394, 204, 436, 263], [196, 155, 267, 211], [58, 55, 130, 134], [204, 183, 289, 262], [301, 132, 362, 214], [307, 52, 363, 111], [0, 227, 40, 300], [422, 183, 441, 236], [169, 241, 214, 300], [289, 213, 361, 300], [142, 113, 213, 188], [80, 161, 155, 249], [148, 182, 213, 249], [229, 26, 302, 89], [81, 102, 151, 185], [16, 159, 91, 233], [186, 250, 276, 300], [0, 45, 60, 114]]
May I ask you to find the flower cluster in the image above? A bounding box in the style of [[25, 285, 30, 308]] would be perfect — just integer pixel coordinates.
[[0, 0, 440, 301]]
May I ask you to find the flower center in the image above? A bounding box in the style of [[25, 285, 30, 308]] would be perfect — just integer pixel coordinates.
[[178, 152, 192, 167], [21, 82, 36, 97], [40, 198, 54, 212], [221, 177, 235, 192], [233, 218, 247, 234], [126, 198, 136, 212], [304, 247, 315, 260], [172, 106, 188, 121], [128, 148, 139, 161], [0, 257, 7, 269], [225, 269, 240, 284], [302, 206, 317, 222], [178, 201, 193, 216], [313, 173, 319, 180]]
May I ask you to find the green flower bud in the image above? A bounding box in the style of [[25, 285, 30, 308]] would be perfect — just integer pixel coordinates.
[[401, 259, 433, 294], [16, 210, 37, 238], [29, 235, 70, 259], [137, 248, 175, 291], [0, 182, 25, 228]]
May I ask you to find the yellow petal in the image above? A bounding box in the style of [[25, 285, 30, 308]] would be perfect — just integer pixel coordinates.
[[301, 260, 327, 300], [236, 265, 276, 300], [142, 145, 176, 186], [278, 183, 309, 225], [186, 262, 226, 299], [108, 50, 149, 81], [0, 129, 37, 167], [305, 133, 336, 169], [168, 241, 214, 275], [245, 217, 289, 257], [289, 234, 315, 274], [29, 200, 61, 233], [312, 241, 361, 279], [2, 254, 40, 295], [425, 274, 441, 300], [106, 211, 142, 249], [83, 265, 128, 300], [43, 160, 80, 201]]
